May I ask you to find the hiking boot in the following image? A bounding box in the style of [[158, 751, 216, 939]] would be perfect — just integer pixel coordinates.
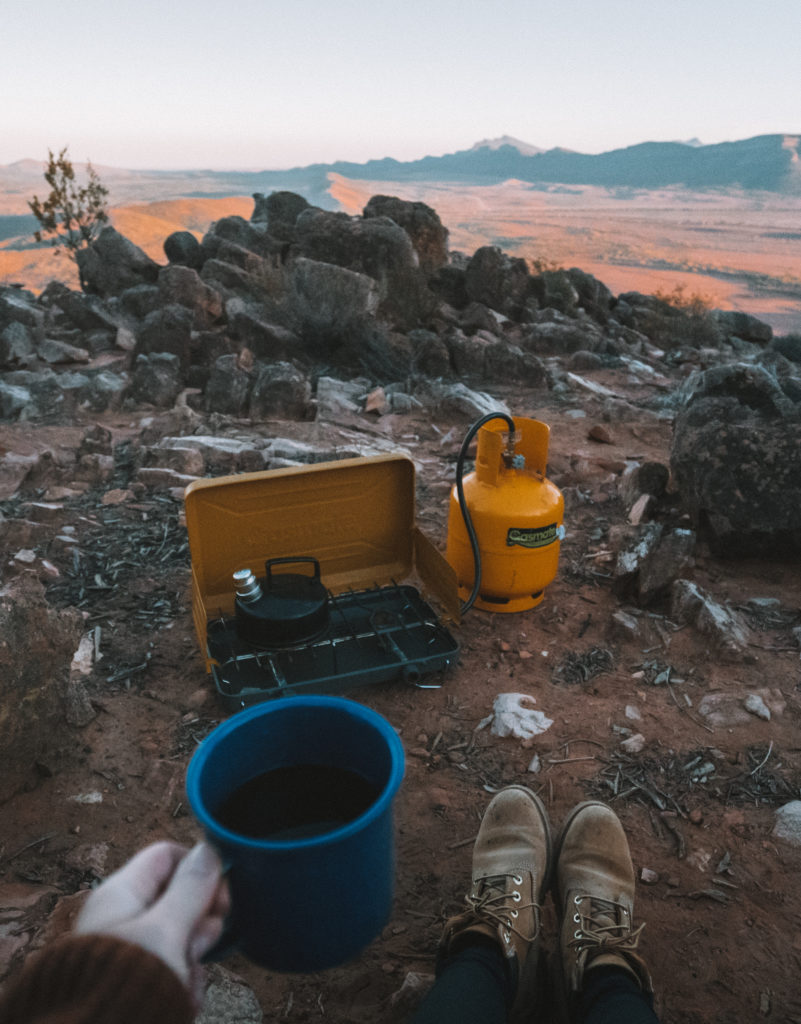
[[439, 786, 552, 987], [554, 801, 652, 1007]]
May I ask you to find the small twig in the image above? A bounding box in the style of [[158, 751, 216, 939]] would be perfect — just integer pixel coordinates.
[[547, 756, 597, 765], [0, 831, 58, 865], [659, 811, 687, 859], [667, 682, 714, 734], [750, 741, 774, 776]]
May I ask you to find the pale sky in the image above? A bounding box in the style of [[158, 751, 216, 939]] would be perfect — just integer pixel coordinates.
[[3, 0, 799, 170]]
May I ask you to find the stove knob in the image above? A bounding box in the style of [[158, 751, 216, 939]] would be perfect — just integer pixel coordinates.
[[233, 568, 262, 603]]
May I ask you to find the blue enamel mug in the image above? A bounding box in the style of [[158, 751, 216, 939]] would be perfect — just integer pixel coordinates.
[[186, 696, 405, 972]]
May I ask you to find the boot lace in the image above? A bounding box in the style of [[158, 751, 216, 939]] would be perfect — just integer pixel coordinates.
[[464, 873, 541, 944], [569, 893, 644, 961]]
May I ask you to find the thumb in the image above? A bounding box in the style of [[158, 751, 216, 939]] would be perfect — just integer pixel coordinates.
[[155, 842, 223, 936]]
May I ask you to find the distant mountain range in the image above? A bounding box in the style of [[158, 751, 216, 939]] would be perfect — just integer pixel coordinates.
[[2, 134, 800, 233]]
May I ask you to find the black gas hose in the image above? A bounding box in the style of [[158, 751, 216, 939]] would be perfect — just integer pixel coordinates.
[[455, 411, 516, 614]]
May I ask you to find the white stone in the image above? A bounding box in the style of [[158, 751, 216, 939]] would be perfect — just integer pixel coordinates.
[[773, 802, 801, 845], [620, 733, 646, 754], [743, 693, 771, 721]]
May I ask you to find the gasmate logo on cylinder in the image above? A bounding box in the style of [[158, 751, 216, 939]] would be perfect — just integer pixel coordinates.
[[506, 524, 561, 548]]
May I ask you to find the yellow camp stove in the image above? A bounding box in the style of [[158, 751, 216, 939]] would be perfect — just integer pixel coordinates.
[[185, 455, 460, 710]]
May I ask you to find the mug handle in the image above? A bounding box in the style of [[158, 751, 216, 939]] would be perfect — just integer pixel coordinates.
[[200, 859, 238, 963]]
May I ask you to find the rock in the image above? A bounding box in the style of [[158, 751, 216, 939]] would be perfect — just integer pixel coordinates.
[[773, 801, 801, 845], [628, 493, 652, 526], [588, 424, 613, 444], [743, 693, 771, 721], [0, 381, 33, 421], [420, 382, 511, 421], [464, 246, 530, 320], [0, 321, 35, 368], [291, 209, 432, 330], [76, 226, 161, 296], [670, 362, 801, 555], [142, 444, 206, 477], [637, 528, 695, 604], [697, 688, 785, 728], [0, 576, 84, 803], [408, 329, 451, 377], [157, 265, 223, 327], [530, 269, 580, 317], [196, 964, 263, 1024], [156, 435, 264, 474], [612, 523, 663, 592], [619, 461, 671, 505], [569, 350, 605, 371], [523, 317, 607, 355], [363, 194, 448, 274], [388, 970, 435, 1013], [135, 467, 200, 490], [0, 288, 45, 339], [249, 362, 311, 420], [287, 257, 380, 355], [609, 608, 642, 641], [135, 304, 194, 366], [252, 190, 310, 242], [621, 733, 646, 753], [772, 334, 801, 364], [670, 579, 751, 655], [566, 267, 614, 323], [315, 376, 366, 419], [714, 310, 773, 345], [163, 230, 203, 269], [640, 867, 660, 885], [64, 842, 109, 876], [37, 338, 90, 364], [129, 353, 183, 408], [119, 283, 160, 319], [205, 354, 252, 415]]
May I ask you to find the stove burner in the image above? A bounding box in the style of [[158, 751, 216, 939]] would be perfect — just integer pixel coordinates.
[[207, 581, 459, 708]]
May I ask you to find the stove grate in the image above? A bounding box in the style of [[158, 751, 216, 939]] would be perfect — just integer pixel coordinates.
[[206, 582, 458, 708]]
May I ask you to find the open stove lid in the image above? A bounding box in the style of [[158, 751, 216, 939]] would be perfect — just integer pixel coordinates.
[[185, 455, 460, 674]]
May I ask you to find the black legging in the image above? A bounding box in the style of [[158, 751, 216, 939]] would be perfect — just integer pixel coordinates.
[[410, 940, 659, 1024]]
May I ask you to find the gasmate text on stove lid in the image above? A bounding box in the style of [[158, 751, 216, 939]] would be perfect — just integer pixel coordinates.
[[184, 455, 459, 670]]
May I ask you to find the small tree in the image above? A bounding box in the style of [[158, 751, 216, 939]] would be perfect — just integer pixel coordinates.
[[28, 147, 109, 254]]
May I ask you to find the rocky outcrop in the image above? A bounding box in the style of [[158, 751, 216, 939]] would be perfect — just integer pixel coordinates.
[[75, 226, 160, 296], [363, 195, 448, 274], [670, 362, 801, 555]]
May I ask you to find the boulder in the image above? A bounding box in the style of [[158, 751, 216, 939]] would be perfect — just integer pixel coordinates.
[[407, 329, 452, 377], [521, 316, 607, 354], [670, 362, 801, 555], [286, 257, 379, 355], [226, 302, 298, 361], [0, 321, 35, 368], [252, 190, 311, 242], [135, 304, 194, 366], [771, 334, 801, 364], [0, 288, 45, 339], [714, 310, 773, 345], [205, 354, 252, 416], [76, 226, 160, 297], [464, 247, 530, 320], [566, 268, 613, 323], [291, 209, 432, 330], [163, 230, 203, 269], [157, 265, 223, 327], [670, 579, 751, 656], [128, 353, 183, 408], [363, 194, 448, 274], [249, 362, 312, 420], [37, 339, 90, 365], [0, 576, 84, 803], [530, 270, 580, 317]]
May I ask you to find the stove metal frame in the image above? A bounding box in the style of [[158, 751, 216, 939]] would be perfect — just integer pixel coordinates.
[[207, 581, 459, 710]]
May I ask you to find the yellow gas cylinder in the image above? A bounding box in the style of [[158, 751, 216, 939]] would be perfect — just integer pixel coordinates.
[[446, 415, 564, 613]]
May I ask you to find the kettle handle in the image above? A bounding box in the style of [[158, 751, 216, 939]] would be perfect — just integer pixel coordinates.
[[264, 556, 322, 584]]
